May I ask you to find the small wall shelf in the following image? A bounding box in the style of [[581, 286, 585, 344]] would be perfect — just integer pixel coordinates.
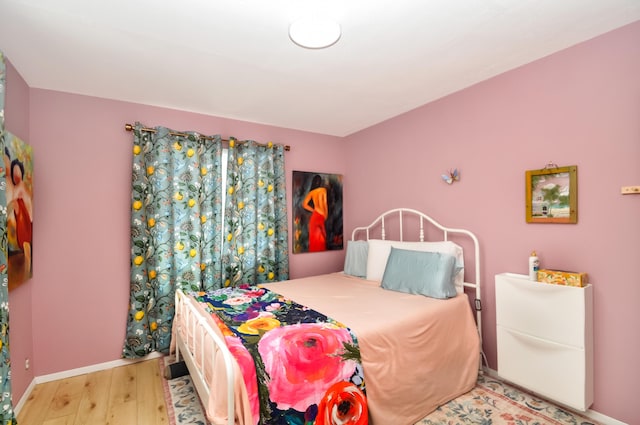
[[621, 186, 640, 195]]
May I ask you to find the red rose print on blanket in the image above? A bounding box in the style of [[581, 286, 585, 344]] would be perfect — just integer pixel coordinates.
[[316, 381, 368, 425], [258, 323, 357, 412]]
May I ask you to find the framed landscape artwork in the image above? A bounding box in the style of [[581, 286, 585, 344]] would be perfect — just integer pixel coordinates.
[[526, 165, 577, 224]]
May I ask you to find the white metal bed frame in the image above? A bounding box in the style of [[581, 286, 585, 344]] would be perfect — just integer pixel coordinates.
[[174, 290, 236, 425], [350, 207, 484, 350], [172, 208, 483, 425]]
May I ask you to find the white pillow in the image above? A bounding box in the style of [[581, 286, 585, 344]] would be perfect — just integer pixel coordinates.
[[366, 239, 465, 293]]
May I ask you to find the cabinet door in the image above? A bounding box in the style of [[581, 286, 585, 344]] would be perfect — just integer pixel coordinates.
[[495, 273, 587, 347], [497, 325, 588, 411]]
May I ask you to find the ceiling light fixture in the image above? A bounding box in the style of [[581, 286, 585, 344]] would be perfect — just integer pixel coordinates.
[[289, 17, 341, 49]]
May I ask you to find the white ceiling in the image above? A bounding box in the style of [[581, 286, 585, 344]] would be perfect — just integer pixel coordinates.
[[1, 0, 639, 137]]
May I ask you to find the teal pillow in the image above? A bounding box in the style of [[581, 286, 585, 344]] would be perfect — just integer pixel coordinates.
[[381, 247, 459, 299], [344, 240, 368, 278]]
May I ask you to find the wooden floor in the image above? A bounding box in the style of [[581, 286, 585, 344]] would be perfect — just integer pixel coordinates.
[[16, 358, 169, 425]]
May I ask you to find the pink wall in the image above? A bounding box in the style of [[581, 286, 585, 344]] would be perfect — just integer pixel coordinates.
[[4, 20, 639, 424], [4, 59, 34, 403], [343, 21, 640, 424], [5, 84, 349, 401]]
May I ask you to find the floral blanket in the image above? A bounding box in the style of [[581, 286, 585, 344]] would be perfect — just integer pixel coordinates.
[[193, 285, 368, 425]]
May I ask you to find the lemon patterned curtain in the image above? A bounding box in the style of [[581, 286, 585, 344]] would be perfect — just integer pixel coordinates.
[[123, 123, 224, 357], [0, 50, 17, 425], [222, 139, 289, 286]]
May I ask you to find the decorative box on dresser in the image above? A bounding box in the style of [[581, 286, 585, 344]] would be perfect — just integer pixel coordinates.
[[495, 273, 593, 411]]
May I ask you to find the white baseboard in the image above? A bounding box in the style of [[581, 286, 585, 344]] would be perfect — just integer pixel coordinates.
[[14, 352, 164, 415], [584, 410, 629, 425], [482, 367, 627, 425], [13, 378, 36, 415]]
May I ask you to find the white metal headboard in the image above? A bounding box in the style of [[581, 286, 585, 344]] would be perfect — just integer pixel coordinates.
[[351, 208, 485, 364]]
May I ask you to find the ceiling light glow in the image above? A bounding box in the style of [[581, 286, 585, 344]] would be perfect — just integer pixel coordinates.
[[289, 17, 341, 49]]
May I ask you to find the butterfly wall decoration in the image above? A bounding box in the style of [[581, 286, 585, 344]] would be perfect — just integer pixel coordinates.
[[441, 169, 460, 185]]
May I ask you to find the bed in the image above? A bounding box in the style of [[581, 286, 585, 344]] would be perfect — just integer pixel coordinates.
[[172, 208, 483, 425]]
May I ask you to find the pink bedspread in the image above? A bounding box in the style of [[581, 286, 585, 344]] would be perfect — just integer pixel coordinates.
[[266, 273, 480, 424], [175, 273, 480, 425]]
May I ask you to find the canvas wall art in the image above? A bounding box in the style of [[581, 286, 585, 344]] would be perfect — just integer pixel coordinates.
[[4, 132, 33, 289], [292, 171, 343, 253]]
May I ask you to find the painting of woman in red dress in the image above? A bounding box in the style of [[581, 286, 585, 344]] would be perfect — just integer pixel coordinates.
[[292, 171, 343, 254], [4, 133, 33, 290], [302, 174, 328, 252]]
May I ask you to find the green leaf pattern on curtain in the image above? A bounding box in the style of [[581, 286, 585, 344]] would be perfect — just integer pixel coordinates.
[[223, 139, 289, 286], [123, 123, 224, 357], [0, 50, 17, 425]]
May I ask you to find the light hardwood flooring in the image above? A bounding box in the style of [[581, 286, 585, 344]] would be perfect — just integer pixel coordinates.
[[16, 358, 169, 425]]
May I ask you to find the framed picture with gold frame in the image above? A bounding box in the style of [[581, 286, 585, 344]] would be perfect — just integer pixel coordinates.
[[526, 165, 577, 223]]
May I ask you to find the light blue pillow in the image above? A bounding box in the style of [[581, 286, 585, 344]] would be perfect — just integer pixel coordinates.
[[344, 240, 368, 278], [381, 247, 459, 299]]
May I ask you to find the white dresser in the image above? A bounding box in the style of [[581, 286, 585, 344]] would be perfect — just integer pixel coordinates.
[[495, 273, 593, 411]]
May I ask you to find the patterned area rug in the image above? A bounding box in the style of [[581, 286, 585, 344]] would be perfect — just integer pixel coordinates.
[[418, 374, 600, 425], [161, 356, 209, 425], [160, 356, 600, 425]]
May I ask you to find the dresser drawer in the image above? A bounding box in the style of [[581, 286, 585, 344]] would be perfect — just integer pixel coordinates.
[[497, 325, 591, 411], [495, 273, 591, 347]]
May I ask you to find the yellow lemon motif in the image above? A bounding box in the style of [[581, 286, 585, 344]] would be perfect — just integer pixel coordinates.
[[187, 148, 195, 157], [267, 228, 274, 236], [147, 218, 156, 227], [188, 199, 196, 207], [258, 180, 264, 187], [133, 145, 141, 155], [238, 246, 245, 255], [176, 241, 185, 251], [189, 249, 197, 258], [258, 223, 265, 231], [267, 141, 273, 148], [146, 166, 154, 175], [237, 157, 244, 166], [134, 256, 144, 266], [150, 322, 158, 331], [201, 167, 207, 176], [267, 184, 273, 192], [229, 140, 235, 148], [228, 186, 234, 195], [258, 265, 265, 273], [268, 272, 275, 280], [238, 201, 244, 210], [201, 215, 207, 224], [135, 311, 145, 321], [227, 233, 233, 241], [175, 192, 183, 201], [133, 200, 142, 210], [149, 270, 157, 279], [224, 279, 231, 287], [173, 141, 182, 151], [200, 263, 206, 271]]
